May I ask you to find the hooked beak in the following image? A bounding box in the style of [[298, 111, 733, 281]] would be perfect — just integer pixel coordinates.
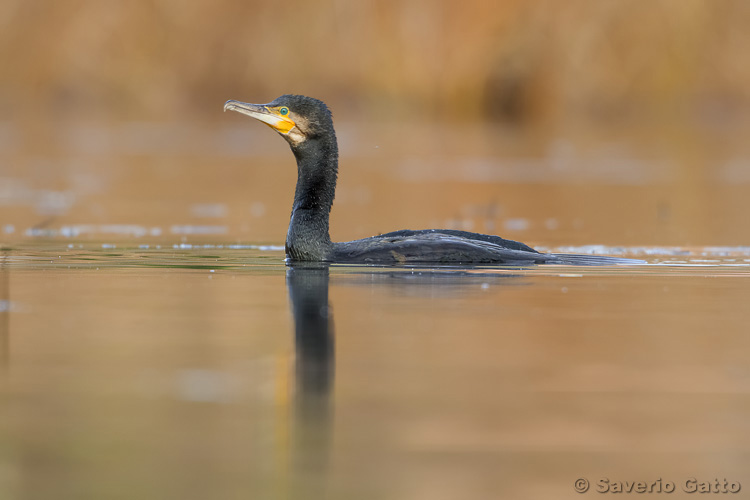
[[224, 100, 296, 134]]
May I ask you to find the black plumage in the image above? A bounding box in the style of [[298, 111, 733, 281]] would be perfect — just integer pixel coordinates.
[[225, 95, 642, 266]]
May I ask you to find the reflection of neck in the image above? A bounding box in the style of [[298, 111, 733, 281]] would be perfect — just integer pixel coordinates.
[[287, 265, 334, 497], [287, 266, 334, 396], [286, 135, 338, 261]]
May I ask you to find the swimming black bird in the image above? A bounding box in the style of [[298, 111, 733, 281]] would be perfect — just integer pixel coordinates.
[[224, 95, 641, 265]]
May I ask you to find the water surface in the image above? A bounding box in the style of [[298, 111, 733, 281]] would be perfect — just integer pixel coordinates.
[[0, 246, 748, 499]]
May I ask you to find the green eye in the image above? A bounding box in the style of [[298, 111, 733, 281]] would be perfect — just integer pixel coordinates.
[[280, 107, 289, 116]]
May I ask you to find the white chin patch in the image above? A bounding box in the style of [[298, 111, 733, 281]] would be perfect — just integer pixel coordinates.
[[286, 128, 306, 146]]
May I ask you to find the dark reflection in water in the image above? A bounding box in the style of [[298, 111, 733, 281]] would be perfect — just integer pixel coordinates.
[[337, 267, 525, 297], [288, 265, 335, 397], [286, 264, 335, 499], [285, 264, 525, 497]]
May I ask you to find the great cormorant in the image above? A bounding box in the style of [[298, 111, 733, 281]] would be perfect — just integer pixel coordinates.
[[224, 94, 641, 265]]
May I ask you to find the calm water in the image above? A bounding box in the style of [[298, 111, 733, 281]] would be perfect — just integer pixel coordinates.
[[0, 245, 749, 499], [1, 118, 750, 498]]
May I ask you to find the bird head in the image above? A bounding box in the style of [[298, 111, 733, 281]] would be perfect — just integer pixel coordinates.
[[224, 94, 334, 147]]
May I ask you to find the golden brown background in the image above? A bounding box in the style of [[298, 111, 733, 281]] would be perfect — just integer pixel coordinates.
[[2, 0, 750, 246]]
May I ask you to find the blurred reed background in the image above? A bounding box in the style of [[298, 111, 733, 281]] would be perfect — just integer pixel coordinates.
[[1, 0, 749, 246]]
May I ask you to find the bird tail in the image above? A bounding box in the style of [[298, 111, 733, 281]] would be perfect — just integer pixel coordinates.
[[547, 253, 646, 266]]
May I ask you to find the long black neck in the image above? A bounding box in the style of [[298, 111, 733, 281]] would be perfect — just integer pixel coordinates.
[[285, 133, 338, 261]]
